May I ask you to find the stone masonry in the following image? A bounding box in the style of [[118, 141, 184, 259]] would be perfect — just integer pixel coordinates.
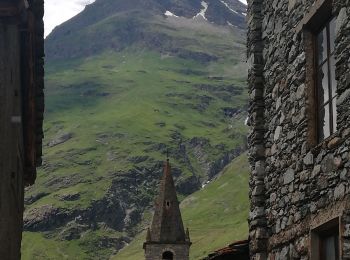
[[247, 0, 350, 259]]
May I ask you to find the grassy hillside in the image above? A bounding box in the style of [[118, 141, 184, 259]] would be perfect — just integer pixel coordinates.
[[22, 2, 248, 258], [115, 153, 249, 260]]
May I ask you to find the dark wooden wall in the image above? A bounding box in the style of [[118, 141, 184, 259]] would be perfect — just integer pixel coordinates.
[[0, 21, 25, 259]]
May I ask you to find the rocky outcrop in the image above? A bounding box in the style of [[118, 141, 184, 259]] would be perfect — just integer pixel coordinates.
[[24, 205, 73, 231], [24, 192, 49, 205], [24, 163, 160, 233], [47, 132, 73, 147], [24, 134, 246, 242]]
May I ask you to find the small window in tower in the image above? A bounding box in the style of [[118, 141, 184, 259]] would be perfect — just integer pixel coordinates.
[[162, 251, 173, 260]]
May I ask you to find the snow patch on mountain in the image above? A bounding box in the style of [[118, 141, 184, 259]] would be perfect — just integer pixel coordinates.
[[220, 0, 238, 14], [165, 11, 179, 17], [238, 0, 247, 5], [227, 21, 237, 28], [193, 1, 208, 20]]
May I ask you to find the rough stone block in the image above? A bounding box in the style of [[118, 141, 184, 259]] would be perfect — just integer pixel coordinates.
[[283, 169, 295, 185]]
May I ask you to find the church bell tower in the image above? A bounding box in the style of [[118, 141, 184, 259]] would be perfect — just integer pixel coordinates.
[[143, 159, 191, 260]]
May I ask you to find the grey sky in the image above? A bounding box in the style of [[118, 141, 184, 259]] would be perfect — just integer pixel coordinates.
[[44, 0, 95, 37]]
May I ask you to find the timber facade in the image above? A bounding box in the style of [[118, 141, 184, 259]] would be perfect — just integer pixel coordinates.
[[0, 0, 44, 258], [247, 0, 350, 259]]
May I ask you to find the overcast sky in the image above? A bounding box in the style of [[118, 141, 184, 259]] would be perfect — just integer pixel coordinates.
[[44, 0, 95, 37], [44, 0, 247, 37]]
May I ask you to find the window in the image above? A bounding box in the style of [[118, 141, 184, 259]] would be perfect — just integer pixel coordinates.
[[162, 251, 173, 260], [315, 16, 337, 141], [311, 218, 340, 260], [295, 0, 336, 147], [320, 232, 339, 260]]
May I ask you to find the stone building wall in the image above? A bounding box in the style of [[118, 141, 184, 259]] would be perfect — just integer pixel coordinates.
[[144, 243, 190, 260], [247, 0, 350, 259]]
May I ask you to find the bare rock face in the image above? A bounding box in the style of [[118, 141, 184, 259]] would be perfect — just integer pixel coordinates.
[[24, 205, 71, 231], [58, 221, 90, 240], [48, 132, 73, 147], [24, 192, 49, 205], [57, 192, 81, 201]]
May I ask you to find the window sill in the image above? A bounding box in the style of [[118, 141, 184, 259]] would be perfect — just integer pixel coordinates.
[[311, 131, 343, 154]]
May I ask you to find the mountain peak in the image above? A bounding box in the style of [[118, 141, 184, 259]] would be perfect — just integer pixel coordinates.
[[45, 0, 246, 60]]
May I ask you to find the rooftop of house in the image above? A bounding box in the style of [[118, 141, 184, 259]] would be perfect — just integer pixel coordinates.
[[203, 239, 249, 260]]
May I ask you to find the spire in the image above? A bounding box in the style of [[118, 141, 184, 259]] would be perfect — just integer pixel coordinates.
[[148, 159, 189, 243]]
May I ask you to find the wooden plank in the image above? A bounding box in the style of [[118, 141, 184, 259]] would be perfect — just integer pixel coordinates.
[[0, 3, 18, 17], [21, 10, 38, 185], [0, 21, 24, 260]]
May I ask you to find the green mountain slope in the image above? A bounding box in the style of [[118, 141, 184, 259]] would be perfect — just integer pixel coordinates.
[[114, 153, 249, 260], [22, 0, 248, 258], [22, 153, 248, 260]]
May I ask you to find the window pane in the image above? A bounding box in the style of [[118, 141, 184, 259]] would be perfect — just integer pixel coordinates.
[[318, 62, 329, 104], [329, 17, 336, 54], [323, 236, 336, 260], [319, 103, 331, 140], [330, 55, 337, 98], [332, 97, 337, 132], [317, 27, 328, 65]]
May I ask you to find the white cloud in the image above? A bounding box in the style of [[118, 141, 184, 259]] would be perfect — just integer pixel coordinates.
[[44, 0, 95, 37]]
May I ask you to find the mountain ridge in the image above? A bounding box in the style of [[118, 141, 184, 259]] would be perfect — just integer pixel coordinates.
[[45, 0, 246, 60]]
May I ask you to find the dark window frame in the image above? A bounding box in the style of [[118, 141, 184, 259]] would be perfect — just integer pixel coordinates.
[[319, 227, 339, 260], [295, 0, 339, 149], [314, 16, 337, 142], [311, 217, 340, 260]]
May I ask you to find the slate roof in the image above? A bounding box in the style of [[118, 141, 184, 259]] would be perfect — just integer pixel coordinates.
[[145, 160, 191, 245]]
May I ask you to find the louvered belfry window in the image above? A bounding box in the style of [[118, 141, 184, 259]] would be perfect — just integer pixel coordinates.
[[316, 16, 337, 141]]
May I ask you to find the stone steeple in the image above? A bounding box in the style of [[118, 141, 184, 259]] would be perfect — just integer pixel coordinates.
[[143, 159, 191, 260]]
